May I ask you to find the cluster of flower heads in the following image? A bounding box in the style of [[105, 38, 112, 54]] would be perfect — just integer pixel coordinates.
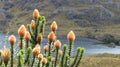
[[0, 8, 84, 67]]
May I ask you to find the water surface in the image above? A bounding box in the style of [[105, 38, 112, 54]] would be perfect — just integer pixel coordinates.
[[0, 33, 120, 56]]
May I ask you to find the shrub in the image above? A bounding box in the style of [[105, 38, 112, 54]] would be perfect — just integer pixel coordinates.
[[0, 9, 85, 67]]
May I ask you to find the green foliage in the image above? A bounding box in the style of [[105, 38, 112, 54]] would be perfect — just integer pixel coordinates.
[[0, 9, 85, 67]]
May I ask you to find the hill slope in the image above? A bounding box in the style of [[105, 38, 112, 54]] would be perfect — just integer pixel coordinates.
[[0, 0, 120, 38]]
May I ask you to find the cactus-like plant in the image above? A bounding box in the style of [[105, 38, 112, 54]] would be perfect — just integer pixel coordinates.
[[0, 8, 85, 67]]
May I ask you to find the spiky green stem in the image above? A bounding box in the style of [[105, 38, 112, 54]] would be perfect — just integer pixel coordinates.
[[71, 47, 81, 67], [54, 49, 59, 67], [68, 41, 73, 58], [5, 64, 7, 67], [10, 45, 14, 67], [19, 37, 24, 50], [24, 41, 29, 64], [48, 41, 52, 56], [17, 50, 24, 67], [65, 54, 69, 67], [61, 44, 67, 67], [37, 60, 41, 67], [0, 57, 1, 63], [46, 56, 51, 67], [31, 55, 35, 67], [75, 48, 84, 67], [42, 65, 44, 67]]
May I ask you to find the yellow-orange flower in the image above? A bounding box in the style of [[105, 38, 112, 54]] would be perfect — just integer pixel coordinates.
[[8, 35, 16, 45], [58, 50, 63, 56], [38, 54, 43, 61], [0, 50, 3, 55], [25, 31, 31, 41], [51, 21, 57, 31], [51, 57, 55, 62], [37, 33, 42, 41], [35, 44, 41, 50], [32, 45, 40, 56], [67, 31, 75, 42], [33, 9, 40, 19], [2, 48, 10, 65], [18, 25, 26, 37], [30, 20, 35, 29], [42, 58, 47, 65], [48, 31, 55, 42], [43, 45, 48, 52], [54, 40, 61, 49]]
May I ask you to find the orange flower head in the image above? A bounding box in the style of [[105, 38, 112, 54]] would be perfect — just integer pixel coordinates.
[[25, 31, 31, 41], [35, 44, 41, 49], [0, 50, 3, 55], [54, 40, 61, 49], [51, 21, 57, 31], [48, 31, 55, 42], [42, 58, 47, 65], [33, 9, 40, 19], [30, 20, 35, 29], [32, 45, 40, 56], [67, 31, 75, 42], [2, 48, 10, 65], [38, 54, 43, 61], [18, 25, 26, 37], [37, 33, 42, 41], [58, 50, 63, 56], [8, 35, 16, 45], [43, 45, 48, 52], [51, 57, 55, 62]]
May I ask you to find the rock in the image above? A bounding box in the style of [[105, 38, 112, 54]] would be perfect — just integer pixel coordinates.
[[108, 42, 116, 48], [3, 1, 14, 10]]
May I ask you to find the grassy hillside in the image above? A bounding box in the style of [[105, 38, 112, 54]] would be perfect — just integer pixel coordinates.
[[0, 0, 120, 40]]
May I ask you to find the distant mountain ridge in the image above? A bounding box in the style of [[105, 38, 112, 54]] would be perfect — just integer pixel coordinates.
[[0, 0, 120, 37]]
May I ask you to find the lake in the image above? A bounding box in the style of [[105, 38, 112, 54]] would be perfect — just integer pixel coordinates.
[[0, 33, 120, 57]]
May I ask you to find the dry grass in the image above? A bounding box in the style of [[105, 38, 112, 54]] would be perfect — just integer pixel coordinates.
[[80, 53, 120, 67]]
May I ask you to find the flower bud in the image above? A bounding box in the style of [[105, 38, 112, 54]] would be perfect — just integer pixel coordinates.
[[38, 54, 43, 61], [42, 58, 47, 65], [37, 33, 42, 42], [51, 21, 57, 31], [33, 9, 40, 19], [67, 31, 75, 42], [48, 31, 55, 42], [43, 45, 48, 52], [8, 35, 16, 45], [51, 57, 55, 62], [54, 40, 61, 49], [32, 45, 40, 56], [30, 20, 35, 29], [2, 48, 10, 65], [58, 50, 63, 56], [25, 31, 31, 41], [18, 25, 26, 37]]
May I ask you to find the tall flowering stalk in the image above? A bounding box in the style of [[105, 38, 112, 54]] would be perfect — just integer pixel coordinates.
[[67, 31, 75, 66], [48, 31, 56, 56], [31, 45, 40, 67], [54, 40, 61, 67], [2, 48, 10, 67], [42, 58, 47, 67], [18, 25, 26, 49], [8, 35, 16, 67], [24, 31, 31, 64], [37, 54, 43, 67]]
